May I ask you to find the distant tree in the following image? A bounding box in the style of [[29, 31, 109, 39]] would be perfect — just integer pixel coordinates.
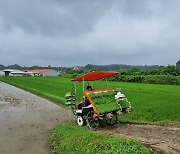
[[129, 67, 140, 72], [176, 60, 180, 67], [7, 64, 22, 70], [162, 65, 179, 76], [0, 64, 5, 70], [90, 68, 102, 72], [66, 68, 84, 74]]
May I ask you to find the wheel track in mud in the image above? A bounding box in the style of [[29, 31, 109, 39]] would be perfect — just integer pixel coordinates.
[[98, 122, 180, 154]]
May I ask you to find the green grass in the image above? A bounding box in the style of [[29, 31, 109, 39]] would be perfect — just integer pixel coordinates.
[[51, 124, 157, 154], [0, 76, 180, 123]]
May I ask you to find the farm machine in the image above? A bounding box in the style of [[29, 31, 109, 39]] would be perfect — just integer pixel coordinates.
[[65, 71, 131, 130]]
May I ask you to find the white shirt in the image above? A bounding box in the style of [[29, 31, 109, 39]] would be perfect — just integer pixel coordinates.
[[115, 92, 125, 99]]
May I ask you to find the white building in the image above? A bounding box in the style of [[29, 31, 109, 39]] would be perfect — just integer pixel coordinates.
[[0, 71, 5, 76], [2, 69, 58, 77], [2, 69, 28, 76], [10, 70, 28, 76], [2, 69, 16, 76]]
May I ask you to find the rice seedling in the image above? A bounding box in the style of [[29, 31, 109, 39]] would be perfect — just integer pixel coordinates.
[[89, 91, 129, 114]]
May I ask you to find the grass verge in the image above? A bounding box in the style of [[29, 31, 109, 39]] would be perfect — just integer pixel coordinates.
[[51, 124, 157, 154]]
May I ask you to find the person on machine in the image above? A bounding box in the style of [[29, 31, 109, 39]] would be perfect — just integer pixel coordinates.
[[78, 85, 93, 109]]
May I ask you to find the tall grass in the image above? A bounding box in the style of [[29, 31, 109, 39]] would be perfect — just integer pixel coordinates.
[[0, 76, 179, 123]]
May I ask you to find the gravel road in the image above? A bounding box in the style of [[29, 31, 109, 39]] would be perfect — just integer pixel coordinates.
[[0, 82, 75, 154]]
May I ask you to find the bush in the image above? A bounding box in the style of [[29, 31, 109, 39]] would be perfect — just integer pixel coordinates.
[[109, 74, 180, 85], [143, 75, 180, 85]]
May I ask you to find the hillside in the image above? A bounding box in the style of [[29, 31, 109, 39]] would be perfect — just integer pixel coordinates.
[[0, 63, 163, 72]]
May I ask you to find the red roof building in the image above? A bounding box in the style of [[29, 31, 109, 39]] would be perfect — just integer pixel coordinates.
[[24, 69, 57, 76]]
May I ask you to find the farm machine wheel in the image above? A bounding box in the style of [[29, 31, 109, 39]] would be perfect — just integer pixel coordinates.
[[77, 116, 85, 126], [106, 115, 118, 126], [86, 117, 99, 130], [86, 112, 99, 130]]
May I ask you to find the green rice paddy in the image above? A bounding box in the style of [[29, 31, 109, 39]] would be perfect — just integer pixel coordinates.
[[0, 76, 179, 123]]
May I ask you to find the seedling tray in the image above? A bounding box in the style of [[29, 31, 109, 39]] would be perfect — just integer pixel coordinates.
[[85, 89, 129, 114]]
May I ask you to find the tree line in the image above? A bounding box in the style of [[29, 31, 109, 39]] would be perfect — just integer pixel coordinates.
[[109, 65, 180, 85], [1, 63, 180, 85], [64, 65, 180, 85]]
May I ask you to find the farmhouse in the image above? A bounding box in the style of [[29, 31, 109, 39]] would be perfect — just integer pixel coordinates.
[[24, 69, 58, 76]]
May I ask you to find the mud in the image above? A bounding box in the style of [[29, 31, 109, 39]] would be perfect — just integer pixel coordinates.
[[0, 82, 75, 154], [98, 123, 180, 154]]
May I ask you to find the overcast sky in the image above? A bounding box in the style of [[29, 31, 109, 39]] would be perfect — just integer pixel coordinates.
[[0, 0, 180, 67]]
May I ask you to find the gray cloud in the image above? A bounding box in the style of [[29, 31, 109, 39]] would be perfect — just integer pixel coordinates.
[[0, 0, 180, 67], [0, 0, 113, 36]]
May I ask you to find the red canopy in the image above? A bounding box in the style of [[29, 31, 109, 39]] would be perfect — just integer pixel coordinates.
[[71, 71, 118, 81]]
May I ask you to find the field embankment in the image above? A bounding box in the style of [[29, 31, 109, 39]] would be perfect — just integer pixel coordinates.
[[51, 124, 157, 154], [0, 76, 179, 123]]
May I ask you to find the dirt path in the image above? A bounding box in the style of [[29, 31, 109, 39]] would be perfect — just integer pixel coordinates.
[[98, 123, 180, 154], [0, 82, 75, 154]]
